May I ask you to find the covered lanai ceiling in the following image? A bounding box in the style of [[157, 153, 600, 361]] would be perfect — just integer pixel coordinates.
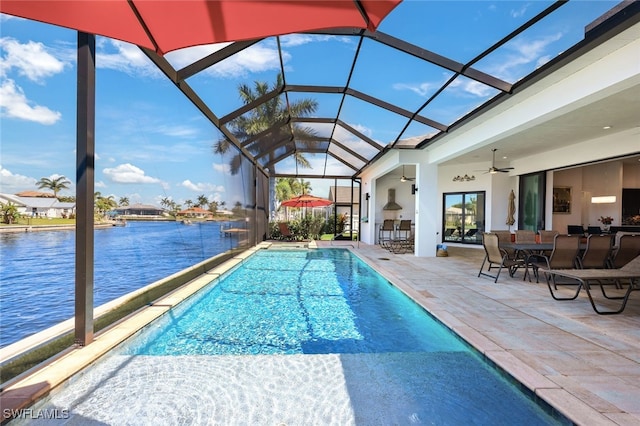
[[4, 1, 637, 179]]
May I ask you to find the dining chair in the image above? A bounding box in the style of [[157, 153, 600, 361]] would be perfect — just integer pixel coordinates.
[[538, 230, 560, 256], [491, 230, 516, 260], [538, 230, 559, 243], [478, 233, 524, 283], [567, 225, 585, 236], [514, 229, 538, 263], [515, 230, 536, 243], [586, 226, 602, 235], [525, 234, 581, 283], [609, 234, 640, 268], [579, 234, 613, 269]]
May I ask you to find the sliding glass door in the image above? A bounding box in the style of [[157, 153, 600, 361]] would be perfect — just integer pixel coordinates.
[[443, 191, 485, 244], [519, 172, 546, 231]]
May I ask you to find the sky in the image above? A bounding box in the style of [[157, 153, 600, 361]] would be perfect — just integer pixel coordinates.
[[0, 1, 618, 208]]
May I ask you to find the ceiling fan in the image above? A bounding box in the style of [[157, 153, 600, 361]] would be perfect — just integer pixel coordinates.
[[400, 165, 415, 182], [481, 149, 514, 174]]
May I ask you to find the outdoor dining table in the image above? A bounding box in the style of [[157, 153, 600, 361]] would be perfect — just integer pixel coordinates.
[[501, 242, 589, 252], [500, 242, 590, 281]]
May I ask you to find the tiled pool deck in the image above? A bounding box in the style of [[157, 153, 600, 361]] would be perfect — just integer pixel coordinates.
[[1, 241, 639, 424], [327, 241, 640, 426]]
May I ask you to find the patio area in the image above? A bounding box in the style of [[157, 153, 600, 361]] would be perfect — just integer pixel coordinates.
[[319, 240, 640, 425]]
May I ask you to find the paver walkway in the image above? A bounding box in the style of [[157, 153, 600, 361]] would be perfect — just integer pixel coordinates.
[[318, 241, 640, 426]]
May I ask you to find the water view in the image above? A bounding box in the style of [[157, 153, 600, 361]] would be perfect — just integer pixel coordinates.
[[0, 221, 243, 348]]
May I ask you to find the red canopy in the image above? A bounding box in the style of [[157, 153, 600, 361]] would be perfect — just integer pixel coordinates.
[[281, 194, 333, 208], [0, 0, 401, 55]]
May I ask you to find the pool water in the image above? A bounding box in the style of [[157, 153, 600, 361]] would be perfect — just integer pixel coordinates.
[[127, 249, 466, 356], [25, 249, 569, 425]]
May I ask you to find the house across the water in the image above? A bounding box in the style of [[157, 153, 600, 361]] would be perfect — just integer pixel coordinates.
[[0, 192, 76, 218]]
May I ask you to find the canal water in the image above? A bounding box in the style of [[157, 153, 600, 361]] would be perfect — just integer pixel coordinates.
[[0, 220, 243, 348]]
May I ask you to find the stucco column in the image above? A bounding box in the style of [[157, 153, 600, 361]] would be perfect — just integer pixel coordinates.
[[414, 162, 439, 257]]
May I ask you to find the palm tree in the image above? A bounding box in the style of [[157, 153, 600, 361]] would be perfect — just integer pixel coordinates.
[[275, 178, 312, 203], [1, 201, 20, 224], [214, 73, 318, 174], [196, 194, 209, 209], [95, 195, 117, 218], [184, 200, 194, 209], [37, 176, 71, 198], [160, 197, 172, 210], [159, 198, 180, 216], [208, 200, 219, 214], [119, 197, 130, 207]]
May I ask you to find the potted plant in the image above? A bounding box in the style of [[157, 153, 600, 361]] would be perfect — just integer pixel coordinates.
[[598, 215, 613, 232]]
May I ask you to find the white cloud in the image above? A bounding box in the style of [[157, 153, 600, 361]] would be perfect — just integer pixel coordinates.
[[0, 14, 22, 23], [536, 55, 553, 69], [279, 34, 349, 47], [461, 80, 493, 97], [164, 43, 232, 69], [180, 180, 224, 193], [103, 163, 163, 184], [0, 37, 65, 82], [347, 123, 373, 139], [393, 81, 438, 97], [510, 4, 529, 18], [213, 163, 231, 173], [207, 44, 284, 78], [0, 79, 62, 124], [492, 33, 563, 79], [155, 124, 199, 138], [96, 39, 161, 78], [95, 181, 107, 188], [0, 165, 37, 192], [161, 41, 284, 78]]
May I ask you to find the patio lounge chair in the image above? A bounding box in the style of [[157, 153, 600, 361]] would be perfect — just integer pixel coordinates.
[[542, 255, 640, 315], [478, 232, 524, 283]]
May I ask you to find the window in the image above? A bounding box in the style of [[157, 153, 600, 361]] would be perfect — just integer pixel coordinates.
[[443, 192, 485, 245]]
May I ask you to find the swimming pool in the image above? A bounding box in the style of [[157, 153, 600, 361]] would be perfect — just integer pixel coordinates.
[[23, 248, 568, 425]]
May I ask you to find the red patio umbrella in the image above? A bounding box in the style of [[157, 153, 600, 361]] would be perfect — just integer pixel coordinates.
[[0, 0, 402, 55], [281, 194, 333, 208]]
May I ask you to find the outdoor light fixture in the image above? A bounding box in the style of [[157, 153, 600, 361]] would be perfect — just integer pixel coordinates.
[[591, 196, 616, 204], [453, 174, 475, 182]]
